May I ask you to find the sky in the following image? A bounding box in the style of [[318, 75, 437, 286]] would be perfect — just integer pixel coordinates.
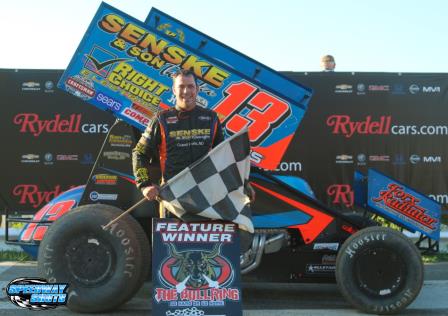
[[1, 0, 446, 73]]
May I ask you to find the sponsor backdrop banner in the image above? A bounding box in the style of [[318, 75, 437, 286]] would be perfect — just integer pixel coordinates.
[[1, 70, 447, 221], [0, 69, 114, 214]]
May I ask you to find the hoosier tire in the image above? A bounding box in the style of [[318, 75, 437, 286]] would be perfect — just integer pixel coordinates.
[[336, 226, 423, 315], [38, 204, 150, 313]]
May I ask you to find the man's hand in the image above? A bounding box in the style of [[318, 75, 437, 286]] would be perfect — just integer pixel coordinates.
[[245, 182, 256, 204], [141, 185, 159, 201]]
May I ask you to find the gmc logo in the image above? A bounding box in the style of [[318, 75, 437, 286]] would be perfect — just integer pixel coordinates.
[[327, 184, 354, 208]]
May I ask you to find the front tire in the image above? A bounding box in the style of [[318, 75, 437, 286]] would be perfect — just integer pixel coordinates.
[[336, 226, 423, 314], [38, 204, 150, 313]]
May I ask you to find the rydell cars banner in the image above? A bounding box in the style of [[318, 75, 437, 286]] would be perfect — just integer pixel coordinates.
[[58, 2, 312, 170]]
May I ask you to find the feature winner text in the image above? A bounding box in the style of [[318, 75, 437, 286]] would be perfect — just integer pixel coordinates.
[[155, 222, 235, 243]]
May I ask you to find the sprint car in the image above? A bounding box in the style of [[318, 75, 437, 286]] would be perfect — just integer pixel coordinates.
[[6, 120, 441, 315]]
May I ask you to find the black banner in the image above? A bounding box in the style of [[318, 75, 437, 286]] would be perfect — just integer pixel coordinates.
[[0, 69, 114, 214], [1, 70, 447, 222], [281, 72, 448, 221]]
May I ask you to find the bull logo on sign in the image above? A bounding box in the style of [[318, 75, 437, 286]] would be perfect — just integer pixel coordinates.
[[159, 243, 233, 292]]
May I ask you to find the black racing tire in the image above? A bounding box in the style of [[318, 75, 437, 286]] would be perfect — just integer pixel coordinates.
[[37, 204, 151, 313], [336, 226, 423, 315]]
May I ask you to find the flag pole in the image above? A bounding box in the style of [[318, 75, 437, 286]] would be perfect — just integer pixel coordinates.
[[102, 197, 149, 230]]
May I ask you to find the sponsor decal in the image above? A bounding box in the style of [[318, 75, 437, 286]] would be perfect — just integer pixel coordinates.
[[372, 183, 438, 230], [13, 113, 109, 136], [326, 115, 392, 138], [6, 278, 68, 310], [334, 84, 353, 94], [156, 23, 185, 42], [391, 83, 405, 95], [356, 83, 366, 95], [197, 115, 211, 121], [122, 108, 151, 125], [56, 154, 78, 161], [166, 116, 178, 124], [368, 84, 390, 92], [422, 86, 441, 93], [327, 184, 354, 208], [392, 154, 406, 165], [89, 191, 118, 201], [92, 174, 118, 185], [44, 81, 54, 93], [313, 243, 339, 251], [335, 154, 353, 164], [131, 103, 155, 118], [12, 184, 75, 208], [65, 75, 95, 100], [108, 134, 133, 147], [357, 153, 367, 166], [423, 156, 442, 163], [84, 46, 131, 77], [21, 154, 40, 164], [43, 153, 54, 165], [95, 92, 122, 111], [409, 155, 442, 164], [369, 155, 390, 162], [305, 264, 335, 274], [21, 82, 40, 91], [103, 151, 130, 160], [409, 84, 420, 94], [321, 254, 337, 264], [80, 153, 94, 165], [409, 154, 421, 164]]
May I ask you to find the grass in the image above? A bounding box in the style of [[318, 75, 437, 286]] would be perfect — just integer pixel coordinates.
[[0, 250, 33, 262], [422, 253, 448, 263]]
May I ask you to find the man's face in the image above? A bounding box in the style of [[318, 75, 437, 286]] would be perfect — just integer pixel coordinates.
[[172, 74, 198, 111], [321, 59, 335, 71]]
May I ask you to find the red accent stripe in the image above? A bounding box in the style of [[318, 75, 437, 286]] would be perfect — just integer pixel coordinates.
[[210, 120, 218, 150], [159, 121, 167, 176], [251, 182, 334, 244]]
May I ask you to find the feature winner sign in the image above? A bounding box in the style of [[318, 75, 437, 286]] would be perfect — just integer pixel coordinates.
[[58, 3, 312, 170], [153, 219, 242, 316]]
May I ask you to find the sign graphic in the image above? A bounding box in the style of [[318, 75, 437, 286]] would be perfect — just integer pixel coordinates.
[[152, 219, 242, 316]]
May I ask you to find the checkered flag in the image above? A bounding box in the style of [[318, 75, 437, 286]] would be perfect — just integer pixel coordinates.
[[159, 128, 253, 233]]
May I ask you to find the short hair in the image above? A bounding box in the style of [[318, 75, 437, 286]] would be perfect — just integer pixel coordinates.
[[171, 69, 198, 86], [321, 55, 335, 62]]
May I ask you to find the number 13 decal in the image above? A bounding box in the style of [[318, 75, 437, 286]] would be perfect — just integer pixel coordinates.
[[213, 81, 291, 146]]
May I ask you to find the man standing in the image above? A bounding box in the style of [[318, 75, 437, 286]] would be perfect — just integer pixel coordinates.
[[132, 70, 224, 217]]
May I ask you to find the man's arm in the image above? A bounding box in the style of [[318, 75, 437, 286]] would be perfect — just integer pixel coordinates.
[[132, 117, 161, 199]]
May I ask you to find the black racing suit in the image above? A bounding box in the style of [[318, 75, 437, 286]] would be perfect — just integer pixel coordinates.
[[132, 106, 224, 189]]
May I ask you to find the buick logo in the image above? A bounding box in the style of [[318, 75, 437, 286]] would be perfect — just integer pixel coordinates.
[[44, 153, 53, 162], [409, 84, 420, 94]]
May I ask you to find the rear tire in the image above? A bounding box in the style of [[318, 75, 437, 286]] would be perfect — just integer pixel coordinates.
[[336, 226, 423, 314], [38, 204, 150, 313]]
